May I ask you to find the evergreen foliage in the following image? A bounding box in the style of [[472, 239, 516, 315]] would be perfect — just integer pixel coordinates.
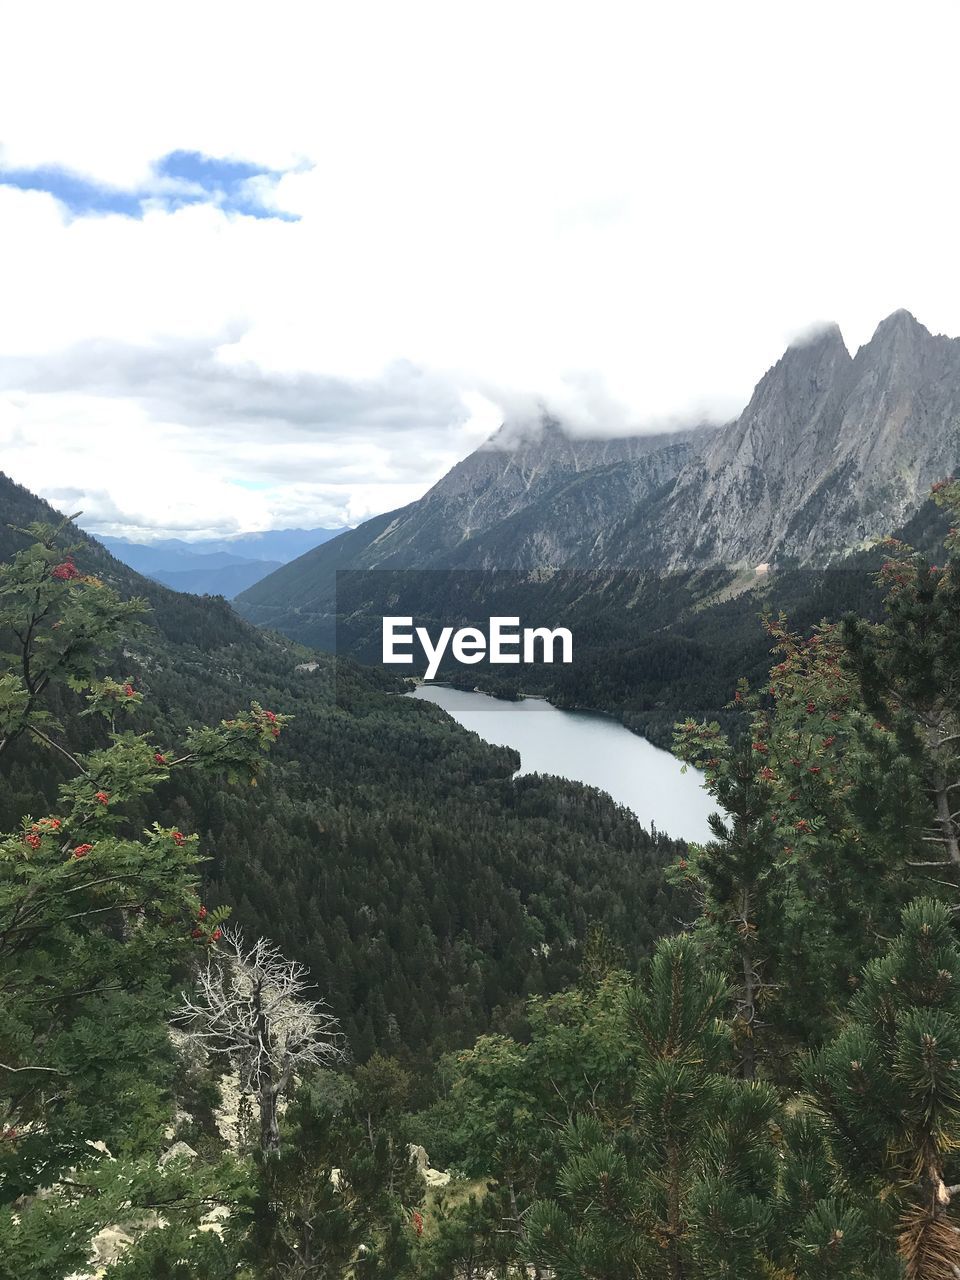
[[807, 898, 960, 1279], [5, 472, 960, 1275]]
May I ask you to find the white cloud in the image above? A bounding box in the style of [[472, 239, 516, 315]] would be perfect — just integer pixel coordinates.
[[2, 1, 960, 535]]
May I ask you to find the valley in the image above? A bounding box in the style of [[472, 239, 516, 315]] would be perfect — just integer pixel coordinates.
[[5, 316, 960, 1274], [8, 13, 960, 1271]]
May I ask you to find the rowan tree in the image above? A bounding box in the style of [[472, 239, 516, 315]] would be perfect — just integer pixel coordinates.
[[0, 522, 288, 1270], [675, 611, 929, 1069]]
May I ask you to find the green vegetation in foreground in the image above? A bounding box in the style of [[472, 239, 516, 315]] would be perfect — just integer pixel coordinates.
[[4, 477, 960, 1276]]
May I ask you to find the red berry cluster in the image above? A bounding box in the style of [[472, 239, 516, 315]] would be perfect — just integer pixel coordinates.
[[95, 790, 110, 805], [23, 816, 63, 850], [73, 843, 94, 859], [51, 559, 80, 581], [190, 905, 221, 944], [411, 1211, 424, 1237]]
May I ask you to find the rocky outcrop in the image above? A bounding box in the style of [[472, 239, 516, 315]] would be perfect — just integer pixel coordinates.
[[409, 1142, 451, 1188], [612, 311, 960, 568]]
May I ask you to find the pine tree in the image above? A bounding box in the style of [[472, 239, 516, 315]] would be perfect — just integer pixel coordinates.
[[674, 699, 779, 1078], [242, 1078, 423, 1279], [418, 1189, 516, 1280], [806, 897, 960, 1279], [525, 934, 781, 1279], [844, 480, 960, 889]]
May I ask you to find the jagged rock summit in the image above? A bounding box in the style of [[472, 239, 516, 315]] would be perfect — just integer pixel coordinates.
[[235, 309, 960, 633], [617, 309, 960, 569]]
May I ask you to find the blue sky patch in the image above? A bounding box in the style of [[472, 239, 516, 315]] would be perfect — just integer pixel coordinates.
[[0, 149, 297, 221]]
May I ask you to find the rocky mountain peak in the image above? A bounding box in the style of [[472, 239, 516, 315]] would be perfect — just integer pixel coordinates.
[[786, 320, 848, 355], [772, 320, 851, 381], [855, 308, 931, 371], [696, 319, 851, 483], [868, 307, 925, 340], [599, 309, 960, 570], [235, 308, 960, 614]]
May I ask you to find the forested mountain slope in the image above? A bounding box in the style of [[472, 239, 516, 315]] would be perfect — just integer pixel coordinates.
[[0, 471, 685, 1064]]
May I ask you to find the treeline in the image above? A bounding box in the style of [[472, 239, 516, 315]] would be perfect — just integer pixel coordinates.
[[328, 499, 953, 749]]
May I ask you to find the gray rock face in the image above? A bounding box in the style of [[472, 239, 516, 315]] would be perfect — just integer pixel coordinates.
[[346, 417, 712, 571], [237, 418, 712, 615], [616, 310, 960, 568], [236, 310, 960, 620], [412, 418, 708, 570]]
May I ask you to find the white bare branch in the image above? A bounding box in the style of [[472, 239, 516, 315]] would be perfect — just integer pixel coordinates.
[[174, 927, 346, 1152]]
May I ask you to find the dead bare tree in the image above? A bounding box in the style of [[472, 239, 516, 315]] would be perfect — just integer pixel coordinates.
[[175, 927, 345, 1154]]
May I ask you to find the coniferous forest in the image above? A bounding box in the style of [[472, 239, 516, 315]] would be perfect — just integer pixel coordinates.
[[2, 474, 960, 1278]]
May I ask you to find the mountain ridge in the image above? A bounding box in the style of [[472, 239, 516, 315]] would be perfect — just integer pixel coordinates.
[[235, 422, 715, 627], [620, 308, 960, 569], [99, 528, 344, 599], [236, 309, 960, 640]]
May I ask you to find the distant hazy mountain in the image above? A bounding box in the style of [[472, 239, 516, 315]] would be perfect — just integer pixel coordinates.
[[100, 527, 343, 599], [235, 309, 960, 636], [149, 559, 284, 597]]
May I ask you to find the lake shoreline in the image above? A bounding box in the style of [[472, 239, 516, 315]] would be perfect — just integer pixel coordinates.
[[407, 683, 715, 844], [407, 678, 646, 734]]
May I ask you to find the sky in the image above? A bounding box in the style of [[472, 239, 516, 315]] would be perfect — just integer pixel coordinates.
[[2, 2, 960, 540]]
